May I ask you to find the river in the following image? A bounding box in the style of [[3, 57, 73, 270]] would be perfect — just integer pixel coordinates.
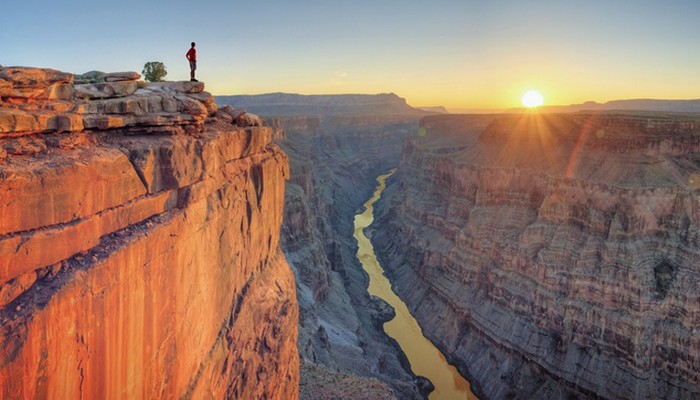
[[353, 169, 477, 400]]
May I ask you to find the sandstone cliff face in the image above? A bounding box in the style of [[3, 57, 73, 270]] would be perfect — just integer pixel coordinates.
[[0, 67, 298, 399], [375, 113, 700, 400]]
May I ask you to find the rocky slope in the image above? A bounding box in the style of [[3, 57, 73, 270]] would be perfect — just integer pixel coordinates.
[[374, 112, 700, 400], [236, 95, 429, 398], [0, 67, 298, 399]]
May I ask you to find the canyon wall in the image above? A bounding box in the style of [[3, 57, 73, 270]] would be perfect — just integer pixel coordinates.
[[220, 93, 431, 399], [375, 113, 700, 399], [0, 67, 298, 399], [277, 112, 424, 399]]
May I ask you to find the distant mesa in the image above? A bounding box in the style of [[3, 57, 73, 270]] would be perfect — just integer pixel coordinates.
[[216, 92, 431, 117]]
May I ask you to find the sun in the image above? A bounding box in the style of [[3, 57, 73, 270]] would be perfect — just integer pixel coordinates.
[[521, 90, 544, 108]]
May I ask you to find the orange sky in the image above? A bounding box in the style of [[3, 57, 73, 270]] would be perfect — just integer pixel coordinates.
[[4, 1, 700, 109]]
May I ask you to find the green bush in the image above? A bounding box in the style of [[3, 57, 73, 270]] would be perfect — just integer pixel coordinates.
[[142, 61, 167, 82]]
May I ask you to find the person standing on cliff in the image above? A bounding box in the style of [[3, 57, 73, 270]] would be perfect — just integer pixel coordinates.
[[186, 42, 197, 82]]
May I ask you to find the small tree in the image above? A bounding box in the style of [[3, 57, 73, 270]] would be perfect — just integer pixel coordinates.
[[142, 61, 167, 82]]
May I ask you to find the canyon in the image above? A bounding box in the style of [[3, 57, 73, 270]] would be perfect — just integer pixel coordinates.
[[374, 112, 700, 399], [4, 64, 699, 400], [219, 93, 439, 398], [0, 67, 298, 399]]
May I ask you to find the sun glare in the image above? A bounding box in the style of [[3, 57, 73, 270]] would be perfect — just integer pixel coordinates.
[[521, 90, 544, 108]]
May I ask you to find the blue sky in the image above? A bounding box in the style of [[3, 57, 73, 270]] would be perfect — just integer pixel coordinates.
[[3, 0, 699, 109]]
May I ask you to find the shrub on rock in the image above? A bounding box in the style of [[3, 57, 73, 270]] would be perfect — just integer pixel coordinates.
[[142, 61, 167, 82]]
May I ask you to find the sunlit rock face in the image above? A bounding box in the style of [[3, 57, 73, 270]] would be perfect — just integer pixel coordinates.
[[374, 113, 700, 400], [0, 67, 298, 399]]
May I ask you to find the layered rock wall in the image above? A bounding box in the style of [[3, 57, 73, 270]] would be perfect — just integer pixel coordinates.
[[265, 104, 427, 398], [280, 118, 421, 397], [375, 113, 700, 399], [0, 67, 298, 399]]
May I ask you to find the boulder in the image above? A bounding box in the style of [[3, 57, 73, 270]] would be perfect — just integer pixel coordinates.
[[414, 376, 435, 397], [104, 71, 141, 82], [235, 112, 264, 127], [74, 81, 138, 99], [219, 105, 246, 120], [214, 109, 233, 123], [187, 92, 217, 114]]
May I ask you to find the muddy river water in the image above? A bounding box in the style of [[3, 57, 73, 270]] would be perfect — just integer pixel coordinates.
[[353, 169, 477, 400]]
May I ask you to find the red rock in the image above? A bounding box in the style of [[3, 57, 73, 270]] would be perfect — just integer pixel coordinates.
[[0, 190, 178, 285], [0, 144, 297, 399], [235, 112, 264, 127], [0, 67, 74, 100], [0, 67, 72, 87], [0, 66, 299, 399], [0, 147, 147, 235], [119, 135, 205, 193], [0, 80, 12, 97], [0, 270, 37, 308]]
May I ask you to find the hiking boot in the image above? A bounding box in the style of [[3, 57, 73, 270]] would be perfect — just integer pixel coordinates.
[[190, 78, 199, 82]]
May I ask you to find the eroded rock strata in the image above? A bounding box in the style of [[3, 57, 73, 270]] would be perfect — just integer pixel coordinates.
[[228, 94, 431, 399], [0, 67, 298, 399], [275, 112, 425, 399], [375, 113, 700, 400]]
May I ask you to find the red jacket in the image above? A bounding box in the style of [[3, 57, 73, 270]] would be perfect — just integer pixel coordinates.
[[186, 48, 196, 62]]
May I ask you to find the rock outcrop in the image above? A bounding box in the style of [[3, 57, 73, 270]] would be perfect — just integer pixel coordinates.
[[374, 113, 700, 399], [0, 67, 298, 399]]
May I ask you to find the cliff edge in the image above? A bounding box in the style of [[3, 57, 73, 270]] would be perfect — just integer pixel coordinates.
[[0, 67, 298, 399]]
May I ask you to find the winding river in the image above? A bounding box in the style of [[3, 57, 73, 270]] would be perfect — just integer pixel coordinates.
[[353, 169, 477, 400]]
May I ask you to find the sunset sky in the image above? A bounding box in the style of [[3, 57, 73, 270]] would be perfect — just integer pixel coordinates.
[[3, 0, 699, 110]]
